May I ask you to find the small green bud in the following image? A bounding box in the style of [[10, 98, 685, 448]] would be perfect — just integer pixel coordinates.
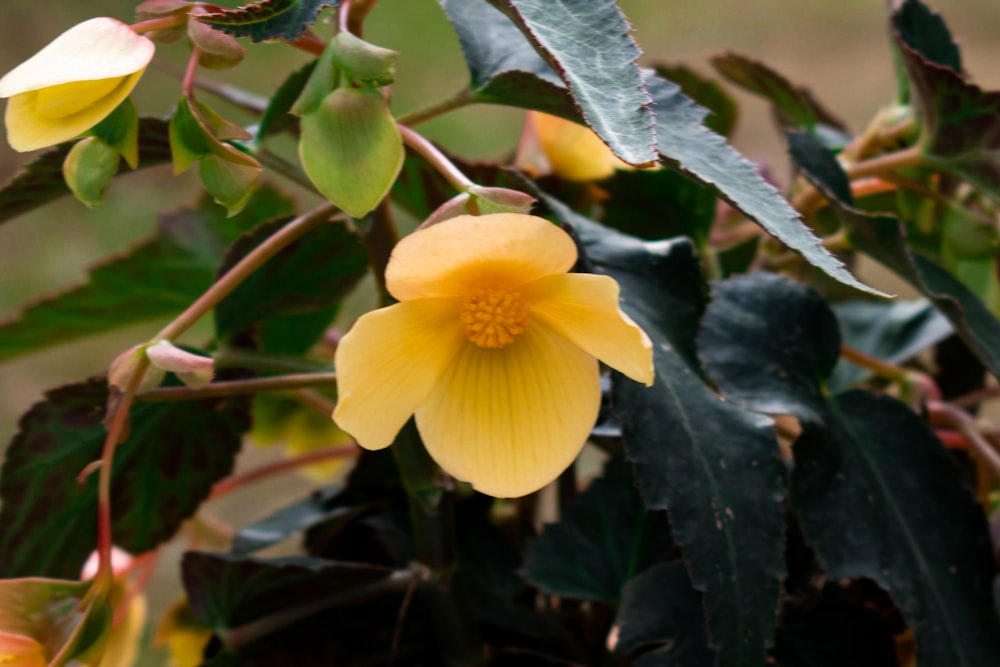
[[63, 137, 120, 208], [299, 87, 403, 218], [329, 32, 398, 87]]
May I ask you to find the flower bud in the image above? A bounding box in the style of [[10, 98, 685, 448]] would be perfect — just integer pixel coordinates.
[[0, 18, 154, 152], [145, 340, 215, 389]]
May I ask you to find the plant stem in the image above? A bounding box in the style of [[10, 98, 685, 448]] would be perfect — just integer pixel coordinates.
[[792, 145, 926, 215], [214, 348, 333, 374], [139, 372, 338, 402], [839, 345, 909, 382], [153, 202, 339, 342], [96, 358, 150, 584], [396, 89, 474, 128], [257, 148, 323, 195], [182, 47, 201, 98], [927, 401, 1000, 477], [209, 444, 358, 499], [130, 15, 186, 34], [398, 125, 474, 192], [288, 34, 326, 56], [338, 0, 353, 33]]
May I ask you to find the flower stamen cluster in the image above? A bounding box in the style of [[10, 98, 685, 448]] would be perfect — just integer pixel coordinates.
[[460, 286, 529, 349]]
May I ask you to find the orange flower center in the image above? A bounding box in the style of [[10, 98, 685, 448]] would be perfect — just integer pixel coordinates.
[[460, 286, 529, 348]]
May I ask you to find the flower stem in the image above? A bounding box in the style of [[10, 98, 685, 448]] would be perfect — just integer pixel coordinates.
[[130, 15, 187, 34], [182, 47, 201, 98], [138, 372, 338, 402], [927, 401, 1000, 477], [288, 34, 326, 56], [792, 145, 926, 215], [209, 444, 358, 499], [96, 358, 149, 584], [396, 89, 474, 128], [398, 125, 474, 192], [153, 202, 340, 342]]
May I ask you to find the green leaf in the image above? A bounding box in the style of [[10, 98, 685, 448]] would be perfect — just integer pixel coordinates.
[[830, 299, 952, 391], [644, 72, 883, 297], [521, 458, 670, 603], [654, 64, 737, 137], [214, 214, 368, 347], [601, 168, 717, 245], [890, 8, 1000, 201], [231, 485, 346, 555], [0, 577, 111, 667], [891, 0, 962, 73], [0, 118, 171, 226], [197, 0, 338, 42], [0, 188, 294, 362], [0, 377, 251, 579], [550, 199, 786, 666], [182, 552, 394, 629], [787, 129, 1000, 380], [299, 87, 403, 217], [698, 273, 1000, 666], [440, 0, 577, 119], [258, 61, 315, 140], [611, 563, 714, 667], [483, 0, 657, 166], [711, 52, 849, 145]]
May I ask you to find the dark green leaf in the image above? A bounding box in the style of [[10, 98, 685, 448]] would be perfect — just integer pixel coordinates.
[[231, 485, 345, 555], [644, 72, 883, 297], [601, 168, 716, 245], [698, 273, 1000, 666], [611, 562, 714, 667], [197, 0, 338, 42], [258, 61, 315, 140], [521, 459, 669, 603], [550, 199, 785, 666], [830, 299, 952, 391], [891, 0, 962, 73], [0, 378, 250, 579], [214, 215, 368, 348], [654, 64, 737, 137], [700, 272, 841, 425], [440, 0, 577, 119], [0, 118, 171, 226], [0, 187, 295, 361], [787, 129, 1000, 381], [890, 10, 1000, 201], [711, 52, 849, 145], [483, 0, 657, 166], [182, 552, 394, 629]]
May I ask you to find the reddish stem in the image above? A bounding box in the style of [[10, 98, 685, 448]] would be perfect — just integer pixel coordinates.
[[289, 34, 326, 56], [209, 444, 359, 499], [130, 15, 187, 34], [182, 47, 201, 97]]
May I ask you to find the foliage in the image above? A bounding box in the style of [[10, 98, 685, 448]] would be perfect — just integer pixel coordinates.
[[0, 0, 998, 665]]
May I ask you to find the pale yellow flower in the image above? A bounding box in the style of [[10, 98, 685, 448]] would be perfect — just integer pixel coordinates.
[[0, 631, 45, 667], [333, 213, 653, 498], [521, 111, 631, 181], [0, 17, 154, 152]]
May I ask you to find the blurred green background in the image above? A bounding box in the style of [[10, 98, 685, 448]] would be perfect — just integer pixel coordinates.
[[1, 0, 999, 661]]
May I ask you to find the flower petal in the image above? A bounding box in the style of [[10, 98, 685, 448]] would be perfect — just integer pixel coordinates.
[[334, 298, 465, 450], [0, 18, 154, 97], [4, 70, 144, 152], [521, 273, 654, 386], [386, 214, 577, 300], [529, 111, 629, 181], [415, 323, 600, 498]]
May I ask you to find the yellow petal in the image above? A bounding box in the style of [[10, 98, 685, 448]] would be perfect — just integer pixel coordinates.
[[98, 592, 146, 667], [0, 18, 154, 97], [333, 298, 465, 450], [386, 214, 577, 300], [521, 273, 654, 386], [0, 631, 45, 667], [5, 70, 144, 152], [415, 323, 600, 498], [529, 111, 629, 181]]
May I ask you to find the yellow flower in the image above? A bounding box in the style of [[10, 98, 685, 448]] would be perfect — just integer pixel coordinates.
[[0, 631, 45, 667], [521, 111, 631, 181], [0, 17, 155, 152], [333, 213, 653, 497]]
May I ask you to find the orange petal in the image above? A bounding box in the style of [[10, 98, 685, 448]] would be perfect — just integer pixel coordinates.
[[385, 214, 577, 300], [415, 322, 600, 497], [521, 273, 654, 385], [333, 298, 465, 450]]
